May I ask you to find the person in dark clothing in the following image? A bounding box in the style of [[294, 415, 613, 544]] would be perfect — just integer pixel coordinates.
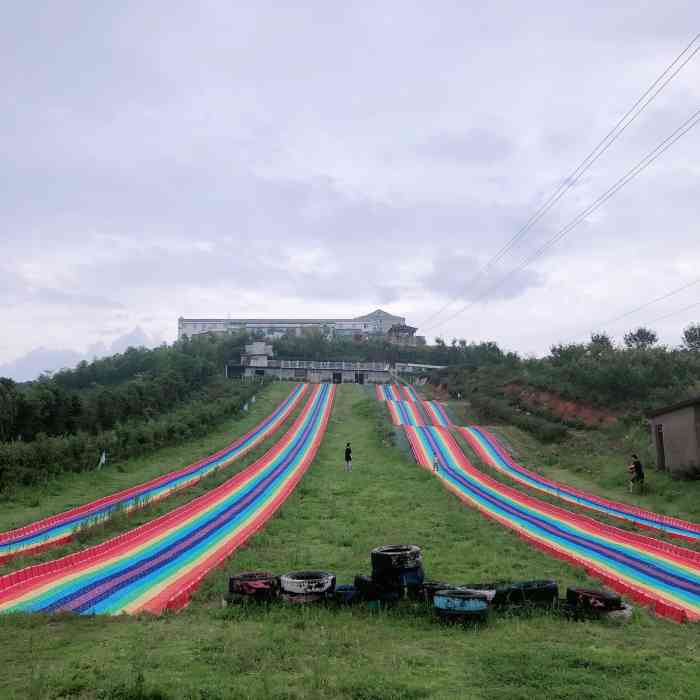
[[628, 453, 645, 493], [344, 443, 352, 472]]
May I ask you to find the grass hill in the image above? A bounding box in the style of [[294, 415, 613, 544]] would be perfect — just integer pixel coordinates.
[[4, 328, 699, 488], [1, 384, 699, 699]]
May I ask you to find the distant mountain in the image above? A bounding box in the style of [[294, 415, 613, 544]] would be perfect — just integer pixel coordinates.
[[0, 327, 158, 382], [0, 347, 85, 382]]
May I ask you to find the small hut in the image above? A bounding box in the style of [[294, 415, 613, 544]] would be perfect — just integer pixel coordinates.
[[648, 397, 700, 477]]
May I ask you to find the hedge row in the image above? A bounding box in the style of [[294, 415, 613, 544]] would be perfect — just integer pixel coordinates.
[[0, 381, 264, 490]]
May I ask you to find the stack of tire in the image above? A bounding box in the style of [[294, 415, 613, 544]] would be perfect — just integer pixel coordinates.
[[355, 544, 425, 605], [458, 580, 559, 608], [562, 587, 632, 621], [279, 570, 336, 604], [227, 572, 280, 604]]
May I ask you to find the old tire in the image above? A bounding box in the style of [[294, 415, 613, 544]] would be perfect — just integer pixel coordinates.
[[370, 545, 422, 574], [372, 564, 425, 588], [354, 575, 401, 602], [333, 584, 358, 605], [514, 580, 558, 606], [459, 580, 558, 607], [433, 589, 490, 614], [280, 571, 336, 596], [566, 587, 622, 611], [228, 572, 279, 600], [604, 602, 633, 623], [436, 608, 489, 625], [420, 581, 454, 604], [457, 583, 506, 605], [280, 592, 326, 605]]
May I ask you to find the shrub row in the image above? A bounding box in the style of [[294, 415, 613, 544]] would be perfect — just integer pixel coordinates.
[[0, 381, 263, 490]]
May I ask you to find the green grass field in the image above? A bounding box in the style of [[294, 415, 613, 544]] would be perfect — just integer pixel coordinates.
[[1, 384, 699, 700]]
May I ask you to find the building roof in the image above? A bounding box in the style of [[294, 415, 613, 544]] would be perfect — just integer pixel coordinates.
[[353, 309, 405, 322], [388, 323, 418, 334], [180, 309, 409, 327], [648, 396, 700, 418], [180, 318, 345, 324]]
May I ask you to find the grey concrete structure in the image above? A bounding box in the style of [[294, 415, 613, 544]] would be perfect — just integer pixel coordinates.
[[648, 398, 700, 477], [395, 362, 446, 374], [178, 309, 422, 344], [231, 359, 391, 384]]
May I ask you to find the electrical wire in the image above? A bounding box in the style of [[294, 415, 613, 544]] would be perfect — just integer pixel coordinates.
[[646, 300, 700, 326], [591, 276, 700, 331], [420, 32, 700, 329], [425, 107, 700, 333]]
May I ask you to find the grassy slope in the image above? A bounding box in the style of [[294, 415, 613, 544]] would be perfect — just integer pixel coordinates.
[[0, 382, 293, 534], [433, 387, 700, 527], [491, 425, 700, 524], [0, 385, 698, 700], [0, 386, 304, 579]]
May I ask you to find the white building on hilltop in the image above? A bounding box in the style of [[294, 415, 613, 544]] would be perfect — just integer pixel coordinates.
[[178, 309, 424, 346]]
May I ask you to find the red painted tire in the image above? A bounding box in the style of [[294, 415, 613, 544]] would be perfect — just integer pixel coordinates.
[[228, 572, 279, 600], [566, 587, 622, 611]]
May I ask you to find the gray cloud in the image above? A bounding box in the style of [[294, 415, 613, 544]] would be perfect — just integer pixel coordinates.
[[417, 130, 515, 163], [1, 1, 699, 368]]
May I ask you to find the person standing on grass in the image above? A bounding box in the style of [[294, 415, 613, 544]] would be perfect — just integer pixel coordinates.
[[344, 442, 352, 472], [433, 456, 440, 473], [628, 453, 645, 493]]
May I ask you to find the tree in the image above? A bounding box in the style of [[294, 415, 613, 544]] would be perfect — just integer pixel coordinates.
[[549, 343, 587, 366], [587, 332, 614, 358], [623, 327, 658, 350], [682, 323, 700, 351], [589, 332, 613, 350], [0, 378, 19, 441]]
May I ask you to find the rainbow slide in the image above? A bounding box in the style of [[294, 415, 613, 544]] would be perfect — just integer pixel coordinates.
[[405, 425, 700, 623], [422, 401, 451, 427], [385, 400, 452, 427], [0, 385, 307, 563], [0, 384, 335, 616], [386, 400, 427, 426], [402, 385, 421, 402], [375, 384, 418, 402], [458, 426, 700, 542], [376, 384, 403, 401]]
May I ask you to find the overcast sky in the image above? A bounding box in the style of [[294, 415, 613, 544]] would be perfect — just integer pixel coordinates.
[[1, 2, 699, 379]]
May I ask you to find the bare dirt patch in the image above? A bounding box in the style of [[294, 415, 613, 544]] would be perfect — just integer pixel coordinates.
[[504, 383, 619, 427]]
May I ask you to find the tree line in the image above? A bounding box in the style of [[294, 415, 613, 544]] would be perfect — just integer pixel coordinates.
[[430, 323, 700, 444], [0, 379, 262, 490], [0, 332, 250, 443]]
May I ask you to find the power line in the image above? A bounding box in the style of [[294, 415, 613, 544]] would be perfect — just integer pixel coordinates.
[[425, 107, 700, 333], [645, 300, 700, 326], [420, 32, 700, 329], [591, 276, 700, 331]]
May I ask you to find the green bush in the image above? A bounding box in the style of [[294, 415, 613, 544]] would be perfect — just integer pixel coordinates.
[[0, 381, 262, 490]]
